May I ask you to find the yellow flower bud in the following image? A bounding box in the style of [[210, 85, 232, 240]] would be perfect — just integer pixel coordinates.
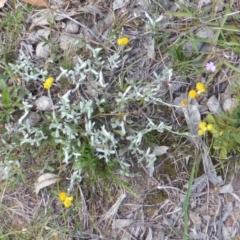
[[64, 197, 73, 208], [43, 77, 54, 89], [199, 121, 207, 129], [196, 82, 206, 93], [207, 124, 214, 131], [198, 129, 205, 135], [59, 192, 67, 201], [188, 90, 197, 99], [117, 37, 130, 46]]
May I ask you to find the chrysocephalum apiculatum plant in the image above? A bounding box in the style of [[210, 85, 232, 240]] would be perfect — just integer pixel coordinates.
[[2, 43, 176, 189]]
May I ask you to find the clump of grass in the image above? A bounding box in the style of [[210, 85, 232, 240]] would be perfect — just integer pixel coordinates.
[[0, 1, 26, 62]]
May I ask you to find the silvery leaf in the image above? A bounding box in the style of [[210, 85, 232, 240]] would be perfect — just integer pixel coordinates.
[[153, 146, 169, 156]]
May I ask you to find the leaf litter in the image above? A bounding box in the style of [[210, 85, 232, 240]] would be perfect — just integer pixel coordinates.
[[0, 0, 7, 8], [21, 0, 47, 7], [35, 173, 58, 194]]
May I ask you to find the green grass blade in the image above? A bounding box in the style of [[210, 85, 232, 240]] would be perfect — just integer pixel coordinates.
[[183, 159, 196, 239]]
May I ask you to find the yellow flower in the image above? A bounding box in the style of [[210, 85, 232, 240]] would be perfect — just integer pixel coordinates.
[[198, 129, 205, 135], [117, 37, 129, 46], [67, 196, 73, 201], [180, 99, 188, 107], [43, 77, 54, 89], [188, 90, 197, 99], [64, 197, 73, 208], [207, 124, 214, 131], [59, 192, 67, 201], [199, 121, 207, 129], [198, 121, 209, 135], [196, 82, 206, 93]]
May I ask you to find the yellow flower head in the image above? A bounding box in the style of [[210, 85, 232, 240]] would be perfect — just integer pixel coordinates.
[[207, 124, 214, 131], [199, 121, 207, 130], [64, 196, 73, 208], [59, 192, 67, 201], [117, 37, 129, 46], [180, 99, 188, 107], [67, 196, 73, 201], [43, 77, 54, 89], [196, 82, 206, 93], [188, 90, 197, 99], [198, 129, 205, 136]]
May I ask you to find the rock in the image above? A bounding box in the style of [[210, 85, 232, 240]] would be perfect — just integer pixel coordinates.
[[22, 112, 41, 126], [37, 29, 51, 41], [220, 92, 231, 105], [59, 34, 78, 50], [35, 96, 52, 111], [199, 43, 212, 53], [183, 41, 203, 57], [182, 29, 214, 58], [198, 104, 209, 114], [65, 20, 79, 34], [196, 29, 214, 39], [206, 95, 222, 114], [36, 42, 51, 59], [223, 98, 236, 112]]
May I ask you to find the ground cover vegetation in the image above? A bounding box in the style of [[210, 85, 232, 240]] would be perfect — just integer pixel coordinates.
[[1, 0, 240, 239]]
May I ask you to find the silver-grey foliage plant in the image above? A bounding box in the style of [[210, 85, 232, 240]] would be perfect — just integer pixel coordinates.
[[6, 47, 174, 185]]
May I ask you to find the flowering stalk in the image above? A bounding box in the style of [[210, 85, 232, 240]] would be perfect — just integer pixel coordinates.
[[198, 121, 214, 135], [43, 77, 54, 89], [43, 77, 56, 121], [188, 82, 207, 100], [59, 191, 74, 208]]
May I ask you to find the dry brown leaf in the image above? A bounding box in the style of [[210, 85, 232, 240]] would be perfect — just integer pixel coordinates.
[[153, 145, 169, 156], [113, 0, 129, 11], [30, 10, 76, 30], [143, 35, 155, 59], [35, 173, 58, 194], [0, 0, 7, 8], [22, 0, 47, 7]]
